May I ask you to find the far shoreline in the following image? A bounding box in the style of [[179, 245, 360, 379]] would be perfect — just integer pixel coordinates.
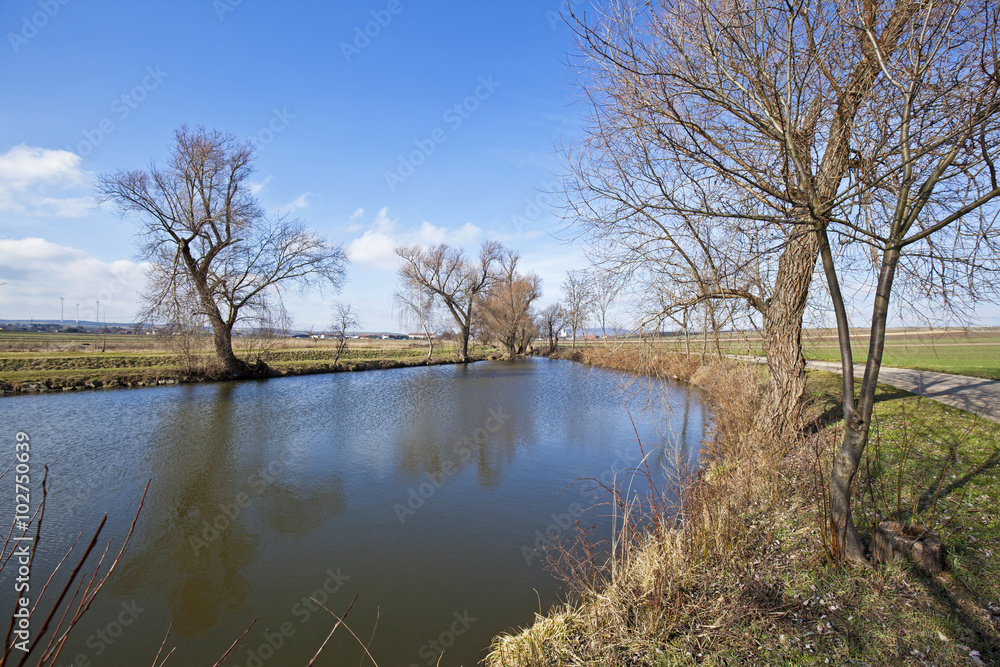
[[0, 353, 497, 398]]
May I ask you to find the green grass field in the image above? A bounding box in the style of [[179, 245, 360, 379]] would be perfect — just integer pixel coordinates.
[[809, 369, 1000, 630], [803, 335, 1000, 380], [0, 331, 473, 392], [578, 328, 1000, 381]]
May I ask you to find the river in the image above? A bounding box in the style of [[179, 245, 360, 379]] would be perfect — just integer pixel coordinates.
[[0, 357, 708, 666]]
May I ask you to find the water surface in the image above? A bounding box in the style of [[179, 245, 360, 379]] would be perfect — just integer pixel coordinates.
[[1, 358, 707, 666]]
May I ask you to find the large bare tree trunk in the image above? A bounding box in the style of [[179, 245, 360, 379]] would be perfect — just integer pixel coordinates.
[[756, 228, 820, 438], [188, 263, 252, 378], [209, 321, 249, 377], [561, 0, 927, 443]]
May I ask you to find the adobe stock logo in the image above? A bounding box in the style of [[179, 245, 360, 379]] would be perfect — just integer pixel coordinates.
[[66, 66, 169, 158], [248, 107, 294, 153], [408, 610, 477, 667], [213, 0, 244, 21], [393, 407, 512, 524], [544, 0, 585, 31], [7, 0, 71, 54], [511, 179, 564, 233], [384, 75, 502, 192], [57, 600, 145, 666]]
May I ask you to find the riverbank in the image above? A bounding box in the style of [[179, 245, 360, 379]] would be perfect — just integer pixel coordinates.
[[489, 346, 1000, 665], [0, 333, 495, 395]]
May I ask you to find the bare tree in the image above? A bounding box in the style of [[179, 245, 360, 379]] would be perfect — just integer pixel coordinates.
[[394, 288, 437, 360], [565, 0, 927, 436], [816, 0, 1000, 563], [561, 270, 593, 348], [395, 240, 504, 361], [589, 270, 620, 338], [538, 303, 564, 353], [477, 250, 541, 357], [330, 302, 360, 365], [97, 126, 348, 378]]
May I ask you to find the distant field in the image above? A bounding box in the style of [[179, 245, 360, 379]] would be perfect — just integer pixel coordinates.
[[0, 331, 465, 391], [573, 328, 1000, 380], [5, 327, 999, 389], [0, 331, 446, 354]]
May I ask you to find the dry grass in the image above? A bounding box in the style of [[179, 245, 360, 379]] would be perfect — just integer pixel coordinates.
[[488, 351, 1000, 666]]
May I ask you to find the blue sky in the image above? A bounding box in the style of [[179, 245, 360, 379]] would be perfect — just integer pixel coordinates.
[[0, 0, 588, 330], [3, 0, 996, 333]]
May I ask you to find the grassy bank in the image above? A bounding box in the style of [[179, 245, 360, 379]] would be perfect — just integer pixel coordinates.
[[489, 347, 1000, 665], [0, 332, 493, 395]]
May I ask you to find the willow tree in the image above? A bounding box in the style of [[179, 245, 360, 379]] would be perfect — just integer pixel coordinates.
[[820, 0, 1000, 562], [476, 250, 541, 357], [98, 126, 348, 377], [395, 240, 503, 362], [565, 0, 923, 436]]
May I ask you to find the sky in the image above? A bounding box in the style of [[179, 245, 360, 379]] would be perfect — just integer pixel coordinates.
[[2, 1, 997, 334], [0, 0, 589, 331]]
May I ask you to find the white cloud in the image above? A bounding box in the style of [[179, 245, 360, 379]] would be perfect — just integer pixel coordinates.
[[416, 221, 449, 245], [344, 209, 369, 233], [0, 145, 85, 184], [0, 145, 91, 219], [275, 192, 310, 216], [248, 175, 273, 195], [455, 222, 482, 241], [9, 194, 91, 218], [0, 238, 148, 323], [416, 221, 481, 245], [346, 208, 484, 271], [347, 207, 399, 269]]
